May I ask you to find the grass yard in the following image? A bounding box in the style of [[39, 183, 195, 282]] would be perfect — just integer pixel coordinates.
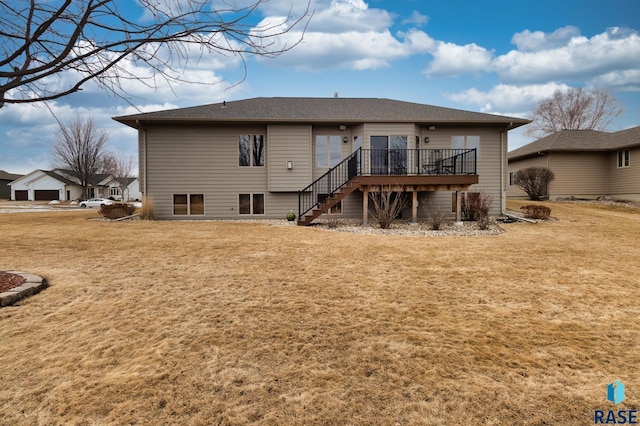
[[1, 200, 639, 425]]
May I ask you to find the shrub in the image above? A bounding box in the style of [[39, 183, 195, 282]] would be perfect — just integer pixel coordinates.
[[426, 206, 447, 230], [514, 167, 554, 201], [368, 186, 407, 229], [140, 196, 156, 220], [521, 205, 551, 220], [462, 191, 493, 222], [100, 203, 136, 219], [476, 215, 493, 230]]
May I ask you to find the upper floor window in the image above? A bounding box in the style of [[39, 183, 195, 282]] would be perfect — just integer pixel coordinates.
[[239, 135, 265, 167], [452, 135, 480, 158], [618, 149, 630, 168], [316, 135, 342, 167]]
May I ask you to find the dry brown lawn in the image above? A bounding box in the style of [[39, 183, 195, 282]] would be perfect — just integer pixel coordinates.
[[1, 201, 638, 425]]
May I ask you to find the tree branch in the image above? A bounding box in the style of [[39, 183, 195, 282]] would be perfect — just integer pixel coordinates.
[[0, 0, 312, 108]]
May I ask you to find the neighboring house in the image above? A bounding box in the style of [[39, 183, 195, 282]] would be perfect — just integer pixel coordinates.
[[508, 126, 640, 201], [0, 170, 23, 200], [10, 169, 141, 201], [10, 169, 83, 201], [113, 97, 529, 223], [100, 176, 142, 201]]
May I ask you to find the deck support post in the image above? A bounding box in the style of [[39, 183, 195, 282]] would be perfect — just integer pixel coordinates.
[[411, 191, 418, 224], [455, 190, 463, 226], [362, 189, 368, 225]]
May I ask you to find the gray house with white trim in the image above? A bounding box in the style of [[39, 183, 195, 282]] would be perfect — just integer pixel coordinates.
[[114, 97, 529, 224]]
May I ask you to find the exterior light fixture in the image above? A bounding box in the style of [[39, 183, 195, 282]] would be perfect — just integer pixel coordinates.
[[339, 124, 347, 131], [286, 160, 294, 170], [424, 137, 430, 144], [343, 136, 349, 143]]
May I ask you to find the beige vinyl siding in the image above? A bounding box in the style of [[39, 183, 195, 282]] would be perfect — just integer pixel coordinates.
[[507, 155, 549, 198], [418, 127, 504, 216], [268, 125, 312, 192], [363, 123, 415, 148], [547, 152, 608, 198], [608, 147, 640, 198], [145, 124, 296, 219]]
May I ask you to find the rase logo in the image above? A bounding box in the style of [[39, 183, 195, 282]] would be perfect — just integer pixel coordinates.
[[594, 380, 637, 424]]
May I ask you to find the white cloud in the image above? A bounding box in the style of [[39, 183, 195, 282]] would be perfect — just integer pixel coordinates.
[[402, 11, 429, 27], [423, 42, 493, 77], [256, 27, 432, 71], [511, 26, 581, 52], [444, 82, 571, 113], [251, 0, 434, 71], [494, 27, 640, 84], [589, 69, 640, 92]]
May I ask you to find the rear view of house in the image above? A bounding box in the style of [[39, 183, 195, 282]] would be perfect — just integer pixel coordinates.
[[114, 97, 529, 223], [508, 127, 640, 201]]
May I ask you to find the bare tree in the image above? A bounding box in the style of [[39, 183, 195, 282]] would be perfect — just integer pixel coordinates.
[[368, 186, 408, 229], [526, 88, 623, 138], [53, 117, 108, 200], [102, 152, 135, 201], [0, 1, 311, 108]]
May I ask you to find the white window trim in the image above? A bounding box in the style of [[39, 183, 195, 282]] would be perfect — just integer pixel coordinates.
[[239, 134, 266, 168], [173, 193, 205, 216], [238, 193, 265, 215], [617, 149, 630, 168], [452, 135, 480, 159], [315, 135, 342, 168]]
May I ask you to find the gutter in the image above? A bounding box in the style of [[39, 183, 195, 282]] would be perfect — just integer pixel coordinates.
[[500, 126, 508, 216]]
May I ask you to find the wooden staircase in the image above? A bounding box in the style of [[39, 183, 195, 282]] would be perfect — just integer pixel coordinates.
[[297, 178, 360, 226]]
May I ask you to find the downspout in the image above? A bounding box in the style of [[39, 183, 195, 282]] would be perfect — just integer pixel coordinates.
[[136, 120, 147, 195], [500, 125, 509, 216]]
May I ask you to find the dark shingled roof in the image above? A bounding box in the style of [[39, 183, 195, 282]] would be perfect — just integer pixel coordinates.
[[508, 126, 640, 161], [0, 170, 23, 181], [43, 170, 78, 185], [113, 97, 530, 129]]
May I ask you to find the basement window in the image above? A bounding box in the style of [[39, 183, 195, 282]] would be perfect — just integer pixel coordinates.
[[173, 194, 204, 215], [239, 194, 265, 215], [617, 149, 630, 168]]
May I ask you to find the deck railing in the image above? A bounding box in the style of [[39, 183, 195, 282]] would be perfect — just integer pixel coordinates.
[[298, 148, 477, 219], [361, 148, 477, 176]]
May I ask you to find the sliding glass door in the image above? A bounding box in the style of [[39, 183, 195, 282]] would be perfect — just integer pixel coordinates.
[[370, 135, 407, 175]]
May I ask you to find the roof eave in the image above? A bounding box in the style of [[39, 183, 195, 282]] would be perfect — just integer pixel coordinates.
[[114, 116, 530, 129]]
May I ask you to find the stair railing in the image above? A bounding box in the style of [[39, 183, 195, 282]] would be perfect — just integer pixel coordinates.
[[297, 148, 477, 220], [298, 148, 360, 220]]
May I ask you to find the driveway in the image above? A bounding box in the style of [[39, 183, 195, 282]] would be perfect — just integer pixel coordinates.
[[0, 200, 83, 213]]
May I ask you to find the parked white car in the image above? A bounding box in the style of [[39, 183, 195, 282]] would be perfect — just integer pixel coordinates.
[[79, 198, 115, 208]]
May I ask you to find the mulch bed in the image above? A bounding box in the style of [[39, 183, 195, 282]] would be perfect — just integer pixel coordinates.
[[0, 272, 26, 293]]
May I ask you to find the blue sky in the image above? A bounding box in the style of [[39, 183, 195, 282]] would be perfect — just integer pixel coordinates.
[[1, 0, 639, 174]]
